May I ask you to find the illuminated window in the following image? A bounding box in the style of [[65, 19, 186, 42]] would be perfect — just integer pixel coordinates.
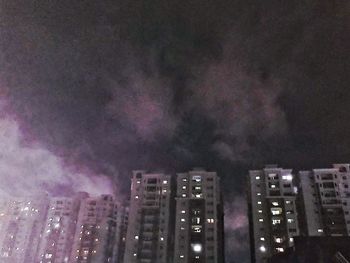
[[274, 237, 283, 243], [282, 175, 293, 181], [192, 217, 201, 224], [256, 176, 261, 180], [258, 210, 263, 213], [192, 176, 202, 182], [276, 247, 284, 252], [287, 218, 294, 223], [272, 219, 281, 225], [45, 254, 53, 259], [259, 245, 266, 252], [260, 237, 265, 241], [192, 226, 202, 233], [272, 201, 279, 206], [163, 180, 168, 184], [259, 218, 264, 222], [191, 243, 202, 253], [271, 208, 282, 215]]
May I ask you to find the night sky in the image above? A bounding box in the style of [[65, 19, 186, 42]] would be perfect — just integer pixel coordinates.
[[0, 1, 349, 261]]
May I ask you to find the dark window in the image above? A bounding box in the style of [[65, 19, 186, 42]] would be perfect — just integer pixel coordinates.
[[147, 178, 157, 184]]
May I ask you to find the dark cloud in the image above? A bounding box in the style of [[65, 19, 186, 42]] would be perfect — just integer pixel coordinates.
[[0, 0, 349, 259]]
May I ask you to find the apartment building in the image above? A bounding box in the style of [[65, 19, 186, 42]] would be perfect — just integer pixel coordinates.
[[173, 168, 224, 263], [299, 164, 350, 236], [124, 171, 173, 263], [0, 196, 49, 263], [70, 194, 119, 263], [248, 165, 299, 263], [37, 192, 88, 263]]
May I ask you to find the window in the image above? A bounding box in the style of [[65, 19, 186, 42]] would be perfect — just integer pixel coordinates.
[[192, 226, 202, 233], [192, 176, 202, 182], [271, 208, 282, 215], [274, 237, 283, 243], [272, 219, 281, 225], [282, 174, 293, 181], [147, 178, 157, 184], [192, 217, 201, 224], [259, 246, 266, 252], [268, 173, 279, 180]]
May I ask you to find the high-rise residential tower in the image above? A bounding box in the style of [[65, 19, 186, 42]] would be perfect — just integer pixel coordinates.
[[70, 194, 119, 263], [248, 165, 299, 263], [299, 163, 350, 237], [173, 168, 224, 263], [124, 171, 173, 263], [0, 196, 49, 263], [113, 205, 129, 263], [37, 192, 88, 263]]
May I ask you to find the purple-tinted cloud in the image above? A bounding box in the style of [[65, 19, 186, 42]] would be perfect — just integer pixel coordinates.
[[190, 52, 287, 161], [224, 196, 249, 262], [0, 96, 114, 198]]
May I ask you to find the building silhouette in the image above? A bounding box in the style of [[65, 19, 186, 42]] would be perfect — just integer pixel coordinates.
[[174, 168, 224, 263], [248, 165, 300, 263], [123, 171, 174, 263], [248, 163, 350, 263]]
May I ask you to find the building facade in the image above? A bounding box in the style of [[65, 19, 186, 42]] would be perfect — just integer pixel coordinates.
[[173, 168, 224, 263], [113, 205, 129, 263], [0, 196, 49, 263], [124, 171, 173, 263], [248, 165, 300, 263], [37, 193, 88, 263], [299, 164, 350, 236], [70, 194, 119, 263]]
